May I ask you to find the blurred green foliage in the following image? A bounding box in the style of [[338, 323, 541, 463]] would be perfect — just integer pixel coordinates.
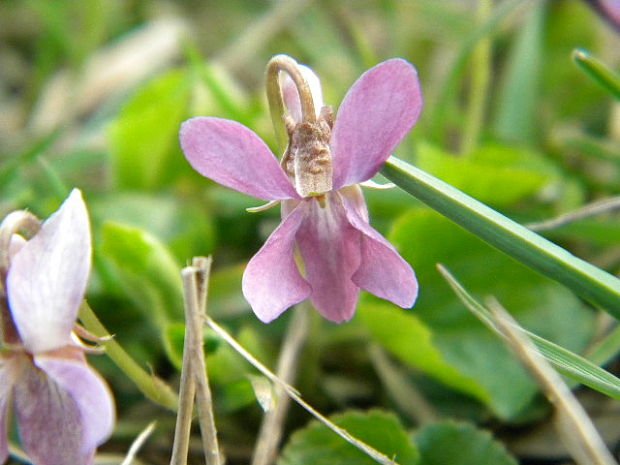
[[1, 0, 619, 463]]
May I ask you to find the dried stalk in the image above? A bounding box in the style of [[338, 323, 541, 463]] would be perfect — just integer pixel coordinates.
[[205, 315, 401, 465], [170, 257, 222, 465], [251, 306, 309, 465], [487, 298, 617, 465]]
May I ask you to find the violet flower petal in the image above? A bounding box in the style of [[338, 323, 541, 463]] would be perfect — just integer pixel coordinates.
[[343, 195, 418, 308], [296, 194, 362, 322], [242, 204, 311, 322], [14, 361, 93, 465], [0, 358, 11, 464], [7, 189, 91, 354], [34, 355, 115, 455], [180, 117, 299, 201], [331, 59, 423, 189], [0, 398, 7, 465]]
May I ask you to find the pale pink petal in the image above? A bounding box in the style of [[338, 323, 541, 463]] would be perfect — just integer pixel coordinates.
[[7, 189, 91, 354], [13, 361, 94, 465], [180, 117, 298, 201], [296, 194, 362, 322], [0, 357, 13, 464], [282, 65, 324, 123], [242, 204, 311, 322], [342, 194, 418, 308], [34, 355, 115, 455], [331, 59, 423, 189], [0, 398, 7, 464]]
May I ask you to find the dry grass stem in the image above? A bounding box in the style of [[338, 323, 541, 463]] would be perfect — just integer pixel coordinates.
[[121, 421, 157, 465], [487, 298, 618, 465], [205, 315, 401, 465], [251, 306, 309, 465], [527, 196, 620, 232]]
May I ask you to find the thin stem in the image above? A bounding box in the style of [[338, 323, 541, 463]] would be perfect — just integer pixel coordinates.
[[369, 345, 439, 426], [460, 0, 492, 156], [266, 54, 317, 152], [251, 305, 309, 465], [527, 196, 620, 231], [79, 302, 178, 410], [205, 316, 400, 465], [189, 257, 222, 465], [487, 298, 618, 465], [169, 275, 198, 465]]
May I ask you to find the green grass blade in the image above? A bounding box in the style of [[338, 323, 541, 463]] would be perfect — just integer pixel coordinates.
[[438, 265, 620, 400], [573, 48, 620, 99], [382, 156, 620, 319]]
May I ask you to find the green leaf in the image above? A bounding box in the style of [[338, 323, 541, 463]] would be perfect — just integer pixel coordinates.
[[573, 48, 620, 99], [439, 265, 620, 400], [357, 303, 490, 405], [381, 156, 620, 320], [415, 142, 549, 206], [385, 207, 594, 419], [109, 69, 190, 190], [279, 410, 420, 465], [100, 221, 184, 325], [494, 2, 545, 143], [415, 422, 517, 465]]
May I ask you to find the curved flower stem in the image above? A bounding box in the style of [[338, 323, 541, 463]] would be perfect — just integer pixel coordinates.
[[79, 302, 178, 410], [251, 304, 309, 465], [0, 210, 41, 284], [266, 54, 317, 152]]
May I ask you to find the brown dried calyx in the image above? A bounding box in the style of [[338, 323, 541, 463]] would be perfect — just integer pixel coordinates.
[[283, 105, 334, 198]]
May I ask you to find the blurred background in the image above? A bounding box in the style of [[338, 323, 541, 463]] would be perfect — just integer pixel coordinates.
[[1, 1, 619, 464]]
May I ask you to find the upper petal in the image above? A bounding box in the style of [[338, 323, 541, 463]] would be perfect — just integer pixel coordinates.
[[242, 203, 311, 322], [331, 59, 423, 189], [282, 65, 324, 123], [180, 117, 298, 201], [296, 194, 362, 322], [342, 193, 418, 308], [7, 189, 91, 354], [34, 354, 115, 456]]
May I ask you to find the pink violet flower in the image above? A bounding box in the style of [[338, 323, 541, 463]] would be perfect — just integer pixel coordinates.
[[0, 189, 115, 465], [180, 58, 422, 323]]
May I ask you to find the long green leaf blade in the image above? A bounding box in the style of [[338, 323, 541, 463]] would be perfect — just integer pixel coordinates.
[[382, 156, 620, 319], [573, 48, 620, 99], [437, 265, 620, 400]]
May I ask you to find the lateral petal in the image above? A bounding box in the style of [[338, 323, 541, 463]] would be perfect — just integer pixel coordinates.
[[296, 194, 362, 322], [180, 117, 298, 201], [34, 354, 115, 455], [331, 59, 423, 189], [7, 189, 91, 354], [343, 194, 418, 308], [242, 204, 311, 322], [14, 360, 94, 465]]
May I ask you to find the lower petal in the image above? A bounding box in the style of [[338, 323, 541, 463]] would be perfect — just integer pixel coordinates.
[[342, 193, 418, 308], [0, 397, 7, 465], [34, 355, 115, 455], [242, 204, 311, 322], [296, 195, 362, 322], [13, 355, 114, 465]]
